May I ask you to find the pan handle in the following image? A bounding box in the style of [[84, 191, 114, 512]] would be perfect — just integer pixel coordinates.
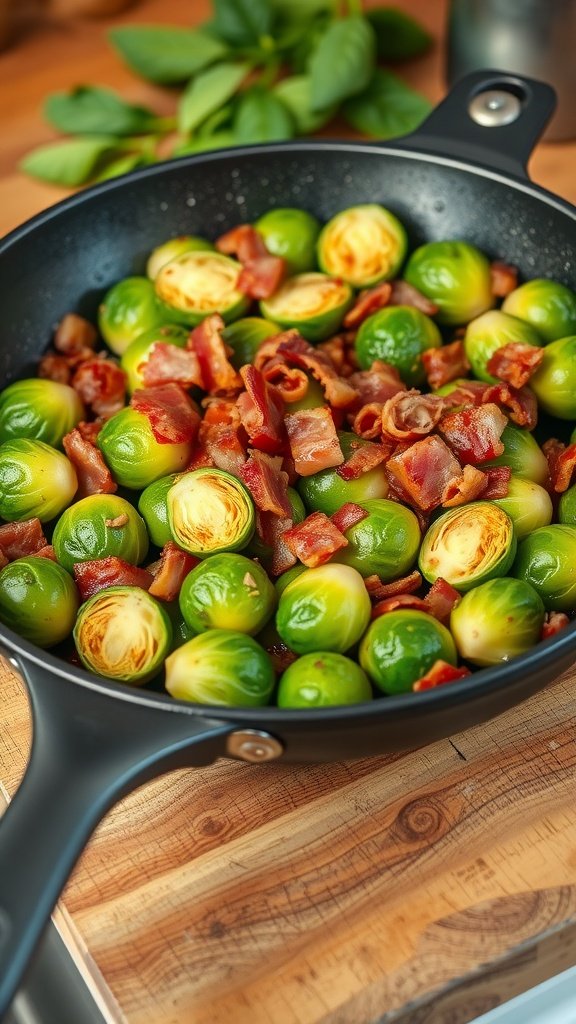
[[0, 651, 234, 1019], [390, 70, 557, 180]]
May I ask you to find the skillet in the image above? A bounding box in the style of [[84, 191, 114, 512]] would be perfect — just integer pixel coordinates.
[[0, 70, 575, 1017]]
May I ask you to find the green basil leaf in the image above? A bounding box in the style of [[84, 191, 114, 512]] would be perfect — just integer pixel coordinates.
[[95, 152, 155, 182], [109, 26, 229, 85], [367, 7, 433, 61], [211, 0, 273, 47], [197, 104, 235, 139], [178, 62, 250, 134], [20, 136, 120, 186], [44, 86, 158, 137], [342, 68, 432, 138], [172, 131, 238, 156], [273, 75, 335, 134], [309, 15, 376, 112], [234, 87, 294, 143]]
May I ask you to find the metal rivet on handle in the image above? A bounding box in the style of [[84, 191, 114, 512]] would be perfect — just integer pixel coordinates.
[[468, 90, 522, 127], [227, 730, 284, 762]]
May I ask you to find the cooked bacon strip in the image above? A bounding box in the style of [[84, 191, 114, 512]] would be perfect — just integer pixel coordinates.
[[240, 450, 291, 517], [349, 360, 406, 405], [441, 464, 488, 507], [486, 343, 544, 389], [412, 660, 471, 691], [336, 441, 389, 481], [541, 611, 571, 640], [253, 330, 300, 372], [441, 378, 489, 407], [542, 438, 576, 492], [372, 595, 429, 618], [422, 340, 470, 390], [317, 335, 357, 376], [140, 342, 203, 389], [330, 502, 368, 533], [425, 578, 461, 624], [216, 223, 268, 262], [482, 466, 511, 499], [202, 396, 242, 427], [389, 280, 439, 315], [263, 363, 309, 403], [63, 428, 116, 498], [131, 383, 200, 445], [438, 402, 507, 465], [54, 312, 97, 357], [277, 333, 359, 409], [283, 511, 348, 567], [482, 383, 538, 429], [285, 407, 344, 476], [200, 421, 247, 477], [0, 550, 7, 570], [0, 519, 47, 561], [37, 353, 72, 384], [365, 570, 422, 601], [381, 390, 445, 441], [72, 358, 126, 418], [258, 632, 298, 674], [188, 314, 242, 394], [237, 365, 286, 455], [257, 510, 297, 576], [344, 281, 392, 328], [215, 224, 286, 299], [73, 557, 154, 601], [352, 402, 385, 440], [148, 542, 198, 602], [35, 545, 56, 561], [186, 439, 215, 471], [490, 261, 518, 298], [76, 420, 103, 444], [386, 435, 462, 512]]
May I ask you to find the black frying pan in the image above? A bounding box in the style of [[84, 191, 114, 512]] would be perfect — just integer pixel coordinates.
[[1, 71, 575, 1017]]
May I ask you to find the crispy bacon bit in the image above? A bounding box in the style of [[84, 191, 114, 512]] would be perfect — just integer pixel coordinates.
[[425, 577, 461, 624], [71, 358, 127, 418], [283, 511, 348, 567], [482, 466, 511, 499], [412, 660, 471, 691], [285, 407, 344, 476], [381, 390, 446, 441], [76, 420, 103, 444], [365, 570, 422, 601], [344, 281, 392, 328], [541, 611, 571, 640], [131, 383, 200, 445], [257, 510, 297, 576], [441, 464, 488, 507], [352, 402, 385, 440], [253, 330, 299, 372], [486, 343, 544, 389], [240, 450, 291, 517], [0, 519, 47, 561], [336, 441, 389, 481], [348, 361, 406, 405], [490, 261, 518, 298], [386, 435, 462, 512], [482, 382, 538, 430], [215, 224, 286, 299], [441, 379, 489, 407], [141, 342, 203, 389], [422, 340, 470, 390], [0, 550, 7, 570], [372, 595, 429, 618], [277, 333, 359, 409], [389, 280, 439, 315], [188, 314, 242, 394], [63, 428, 116, 498], [263, 363, 309, 403], [201, 422, 246, 477], [237, 364, 286, 455], [201, 396, 242, 427], [542, 438, 576, 493], [258, 633, 298, 674], [317, 335, 357, 376], [37, 353, 71, 384], [330, 502, 369, 533], [438, 402, 507, 465], [54, 312, 97, 357], [35, 545, 56, 560], [148, 542, 199, 602], [105, 514, 129, 528], [73, 557, 154, 601]]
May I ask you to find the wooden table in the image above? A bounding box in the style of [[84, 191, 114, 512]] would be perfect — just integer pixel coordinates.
[[1, 2, 576, 1022]]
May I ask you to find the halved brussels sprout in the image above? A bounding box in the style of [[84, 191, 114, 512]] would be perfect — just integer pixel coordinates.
[[98, 276, 169, 356], [165, 629, 275, 706], [479, 423, 549, 485], [167, 468, 255, 557], [491, 476, 553, 540], [276, 563, 371, 654], [154, 251, 250, 326], [255, 207, 321, 274], [0, 556, 79, 648], [260, 272, 353, 342], [355, 305, 441, 387], [403, 240, 494, 325], [529, 336, 576, 419], [221, 316, 279, 370], [332, 498, 421, 580], [463, 310, 542, 383], [502, 278, 576, 343], [52, 493, 149, 573], [419, 502, 516, 592], [97, 408, 193, 489], [277, 651, 373, 708], [0, 439, 77, 523], [298, 432, 389, 515], [359, 609, 457, 694], [559, 484, 576, 526], [317, 204, 408, 287], [179, 553, 276, 635], [450, 577, 545, 666], [513, 524, 576, 611], [146, 235, 214, 280], [120, 324, 190, 394], [137, 473, 179, 548], [74, 586, 172, 684], [0, 379, 85, 448]]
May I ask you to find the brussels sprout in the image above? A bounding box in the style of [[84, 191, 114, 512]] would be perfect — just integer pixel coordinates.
[[298, 432, 389, 515], [179, 553, 276, 635], [0, 439, 77, 523], [479, 423, 549, 485], [359, 610, 457, 695], [137, 473, 179, 548], [355, 305, 441, 387], [221, 317, 279, 370], [98, 276, 170, 356], [0, 379, 85, 448], [530, 336, 576, 419], [317, 204, 408, 287], [450, 577, 545, 667], [165, 629, 275, 706], [167, 468, 255, 557], [146, 235, 214, 280], [74, 587, 172, 684], [120, 324, 190, 394], [277, 652, 373, 708], [403, 240, 494, 325], [163, 599, 197, 649], [276, 563, 371, 654], [97, 408, 193, 489], [513, 524, 576, 611], [502, 278, 576, 343], [332, 498, 421, 580], [419, 502, 516, 592], [491, 476, 553, 540], [259, 272, 353, 342], [559, 484, 576, 526], [0, 556, 79, 648], [274, 564, 307, 597], [154, 251, 250, 326], [255, 208, 321, 274], [463, 310, 542, 383], [52, 493, 149, 573], [243, 486, 305, 568]]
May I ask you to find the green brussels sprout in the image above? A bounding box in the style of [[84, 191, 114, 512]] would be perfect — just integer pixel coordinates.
[[74, 587, 172, 684], [359, 609, 457, 694], [165, 629, 275, 706], [0, 556, 79, 648], [479, 423, 549, 485], [491, 476, 553, 540], [137, 473, 179, 548], [274, 564, 307, 597], [0, 439, 77, 523], [154, 251, 250, 326], [513, 524, 576, 611], [146, 235, 214, 280], [97, 407, 193, 489], [317, 204, 408, 287], [559, 484, 576, 526], [221, 317, 279, 370], [298, 432, 389, 516], [332, 498, 421, 580], [355, 305, 441, 387], [502, 278, 576, 343], [52, 493, 149, 572], [403, 240, 494, 325], [463, 310, 542, 383], [163, 599, 197, 649], [255, 207, 321, 274], [98, 276, 171, 356], [167, 467, 255, 557], [419, 502, 516, 592], [0, 379, 85, 448], [260, 272, 353, 342], [179, 553, 276, 635], [529, 336, 576, 419], [450, 577, 545, 667], [277, 651, 373, 708], [120, 324, 190, 394], [276, 563, 371, 654]]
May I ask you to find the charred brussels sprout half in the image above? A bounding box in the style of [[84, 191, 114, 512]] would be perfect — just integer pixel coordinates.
[[479, 423, 549, 485], [502, 278, 576, 343], [138, 473, 179, 548], [120, 324, 190, 394], [298, 432, 389, 515], [559, 484, 576, 526], [74, 587, 172, 684], [276, 563, 371, 654], [530, 336, 576, 419], [165, 629, 275, 706], [0, 557, 79, 648], [146, 235, 214, 280], [317, 204, 407, 287], [419, 502, 516, 592], [359, 610, 457, 695], [97, 408, 193, 489], [167, 468, 255, 557], [450, 577, 545, 667], [255, 208, 321, 274], [333, 498, 421, 580], [0, 439, 77, 523], [492, 476, 553, 540], [154, 251, 249, 326], [179, 553, 276, 635], [463, 310, 542, 383], [355, 305, 441, 387], [513, 524, 576, 612], [277, 652, 373, 708], [0, 379, 85, 448], [260, 272, 353, 342], [52, 493, 148, 573], [404, 240, 494, 325], [98, 276, 171, 356], [222, 317, 279, 370]]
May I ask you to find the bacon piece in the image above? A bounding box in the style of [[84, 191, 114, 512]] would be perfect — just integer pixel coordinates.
[[277, 333, 359, 409], [54, 312, 97, 357], [412, 660, 471, 691], [188, 314, 242, 394], [0, 519, 47, 561], [215, 224, 286, 299], [257, 510, 297, 576], [389, 280, 439, 315], [386, 435, 462, 512], [441, 378, 489, 407], [258, 632, 298, 674], [35, 545, 56, 561], [486, 343, 544, 389], [348, 361, 406, 405], [37, 353, 71, 384], [542, 439, 576, 493], [76, 420, 103, 444], [240, 450, 291, 517], [317, 335, 358, 376], [216, 223, 267, 262], [541, 611, 570, 640], [131, 383, 200, 445], [490, 261, 518, 298], [283, 511, 348, 567], [482, 466, 511, 499], [381, 390, 445, 442], [63, 428, 116, 498], [336, 441, 389, 481], [482, 383, 538, 430], [285, 407, 344, 477], [365, 570, 422, 601], [237, 365, 286, 455], [201, 396, 241, 427], [422, 340, 470, 390], [438, 402, 507, 465], [425, 578, 461, 625], [73, 557, 154, 601], [0, 550, 7, 570], [72, 358, 126, 418], [441, 464, 488, 507], [330, 502, 368, 533], [140, 342, 203, 390], [148, 542, 199, 602], [372, 595, 429, 618], [253, 330, 299, 372], [262, 363, 309, 403], [344, 281, 392, 328], [202, 422, 246, 477], [352, 403, 385, 440]]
